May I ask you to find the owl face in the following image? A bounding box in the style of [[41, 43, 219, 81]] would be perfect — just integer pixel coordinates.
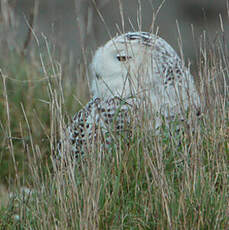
[[90, 35, 151, 99]]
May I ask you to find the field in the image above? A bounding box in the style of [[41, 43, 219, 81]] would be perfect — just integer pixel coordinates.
[[0, 11, 228, 230]]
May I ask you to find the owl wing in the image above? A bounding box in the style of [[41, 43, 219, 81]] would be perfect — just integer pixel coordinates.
[[57, 97, 133, 161]]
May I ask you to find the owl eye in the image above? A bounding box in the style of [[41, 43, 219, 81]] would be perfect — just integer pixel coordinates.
[[116, 55, 131, 62], [95, 73, 101, 79]]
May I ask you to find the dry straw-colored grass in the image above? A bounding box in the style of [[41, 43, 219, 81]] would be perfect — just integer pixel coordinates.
[[0, 2, 228, 229]]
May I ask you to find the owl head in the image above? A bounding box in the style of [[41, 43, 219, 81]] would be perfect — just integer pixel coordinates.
[[90, 32, 157, 99], [89, 32, 200, 117]]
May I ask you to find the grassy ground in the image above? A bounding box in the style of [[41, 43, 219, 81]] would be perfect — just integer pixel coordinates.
[[0, 27, 228, 230]]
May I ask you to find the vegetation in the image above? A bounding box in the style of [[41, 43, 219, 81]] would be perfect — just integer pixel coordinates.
[[0, 7, 228, 230]]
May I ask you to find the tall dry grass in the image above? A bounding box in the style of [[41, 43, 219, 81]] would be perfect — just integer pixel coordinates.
[[0, 2, 228, 229]]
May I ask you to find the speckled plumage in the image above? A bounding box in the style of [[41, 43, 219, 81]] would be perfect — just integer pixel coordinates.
[[58, 97, 134, 159], [58, 32, 200, 159]]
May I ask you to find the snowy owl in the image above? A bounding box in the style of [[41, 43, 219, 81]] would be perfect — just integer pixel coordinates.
[[58, 32, 200, 160]]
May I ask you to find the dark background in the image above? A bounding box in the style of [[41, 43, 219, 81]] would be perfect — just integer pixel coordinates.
[[0, 0, 228, 70]]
